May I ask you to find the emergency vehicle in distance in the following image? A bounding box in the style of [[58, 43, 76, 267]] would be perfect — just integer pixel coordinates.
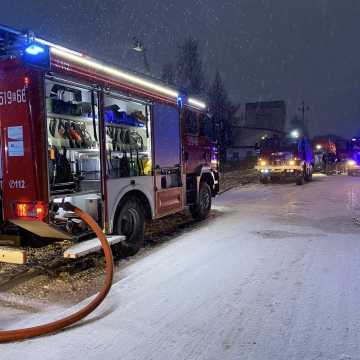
[[346, 138, 360, 176], [0, 25, 219, 263], [313, 138, 336, 173], [255, 131, 314, 185]]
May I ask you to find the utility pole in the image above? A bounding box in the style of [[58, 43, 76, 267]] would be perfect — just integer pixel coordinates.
[[298, 101, 310, 134]]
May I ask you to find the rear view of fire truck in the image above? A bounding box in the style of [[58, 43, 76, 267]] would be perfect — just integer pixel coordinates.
[[0, 25, 218, 263], [0, 29, 67, 254]]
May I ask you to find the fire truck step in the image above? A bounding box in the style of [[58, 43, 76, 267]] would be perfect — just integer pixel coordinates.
[[0, 247, 27, 265], [63, 235, 126, 259]]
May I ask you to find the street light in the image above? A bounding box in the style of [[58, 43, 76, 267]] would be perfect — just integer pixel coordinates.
[[132, 37, 150, 74], [132, 37, 144, 53], [290, 130, 300, 139]]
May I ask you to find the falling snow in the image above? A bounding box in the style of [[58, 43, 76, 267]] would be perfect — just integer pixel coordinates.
[[1, 0, 360, 137]]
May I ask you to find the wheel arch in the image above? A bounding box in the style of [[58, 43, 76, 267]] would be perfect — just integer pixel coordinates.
[[199, 167, 216, 196], [110, 189, 153, 234]]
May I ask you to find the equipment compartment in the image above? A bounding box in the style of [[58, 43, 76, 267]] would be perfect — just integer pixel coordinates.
[[104, 94, 152, 178], [46, 80, 101, 196]]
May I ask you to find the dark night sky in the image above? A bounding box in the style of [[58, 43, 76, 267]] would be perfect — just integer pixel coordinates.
[[1, 0, 360, 137]]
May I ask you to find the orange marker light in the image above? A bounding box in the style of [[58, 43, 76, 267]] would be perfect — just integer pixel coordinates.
[[16, 203, 28, 218], [35, 202, 46, 220], [15, 202, 47, 220]]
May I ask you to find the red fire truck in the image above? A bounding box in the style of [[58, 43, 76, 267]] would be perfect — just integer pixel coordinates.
[[0, 26, 219, 263]]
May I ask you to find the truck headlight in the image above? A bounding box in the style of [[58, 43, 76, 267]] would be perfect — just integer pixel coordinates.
[[347, 160, 356, 167]]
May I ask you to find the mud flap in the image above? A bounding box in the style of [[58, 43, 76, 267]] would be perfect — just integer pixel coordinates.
[[9, 219, 71, 240]]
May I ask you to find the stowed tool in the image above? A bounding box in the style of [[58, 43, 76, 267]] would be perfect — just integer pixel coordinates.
[[0, 203, 114, 343]]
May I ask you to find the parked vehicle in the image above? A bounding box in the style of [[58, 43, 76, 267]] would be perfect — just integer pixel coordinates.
[[312, 139, 336, 173], [255, 133, 314, 185], [0, 26, 219, 263], [346, 138, 360, 176], [333, 139, 351, 174]]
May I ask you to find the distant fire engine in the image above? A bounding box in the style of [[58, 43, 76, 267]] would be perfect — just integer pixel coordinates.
[[256, 132, 314, 185], [347, 138, 360, 176]]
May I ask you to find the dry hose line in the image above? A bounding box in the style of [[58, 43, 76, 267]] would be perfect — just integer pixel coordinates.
[[0, 203, 114, 343]]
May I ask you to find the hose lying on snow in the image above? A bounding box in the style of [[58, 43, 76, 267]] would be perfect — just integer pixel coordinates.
[[0, 203, 114, 343]]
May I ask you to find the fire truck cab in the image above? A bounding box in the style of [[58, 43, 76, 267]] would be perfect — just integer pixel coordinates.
[[0, 26, 219, 260], [256, 133, 314, 185]]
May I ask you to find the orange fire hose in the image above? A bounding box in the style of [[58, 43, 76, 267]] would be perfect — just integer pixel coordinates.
[[0, 203, 114, 343]]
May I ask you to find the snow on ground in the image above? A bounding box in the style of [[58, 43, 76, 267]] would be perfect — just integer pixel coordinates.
[[0, 293, 63, 330], [2, 175, 360, 360]]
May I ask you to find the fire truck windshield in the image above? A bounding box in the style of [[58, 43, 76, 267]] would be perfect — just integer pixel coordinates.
[[261, 137, 297, 153]]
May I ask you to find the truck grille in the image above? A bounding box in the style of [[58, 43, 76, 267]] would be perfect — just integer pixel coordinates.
[[270, 160, 287, 166]]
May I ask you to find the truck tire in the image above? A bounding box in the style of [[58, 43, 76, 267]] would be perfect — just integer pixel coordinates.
[[114, 197, 145, 255], [296, 172, 305, 185], [190, 182, 212, 221]]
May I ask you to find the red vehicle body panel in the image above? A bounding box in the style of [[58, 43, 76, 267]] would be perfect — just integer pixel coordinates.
[[181, 110, 213, 175], [0, 60, 48, 221]]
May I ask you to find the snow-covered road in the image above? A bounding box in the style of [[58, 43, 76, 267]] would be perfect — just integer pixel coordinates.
[[2, 175, 360, 360]]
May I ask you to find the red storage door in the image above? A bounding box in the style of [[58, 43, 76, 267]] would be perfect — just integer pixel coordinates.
[[0, 61, 48, 221]]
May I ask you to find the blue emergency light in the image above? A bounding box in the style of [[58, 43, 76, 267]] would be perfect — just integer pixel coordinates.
[[25, 44, 45, 56], [177, 94, 186, 110], [23, 42, 50, 70]]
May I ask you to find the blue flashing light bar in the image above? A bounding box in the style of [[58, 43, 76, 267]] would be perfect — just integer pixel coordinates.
[[23, 41, 50, 70], [25, 44, 45, 56]]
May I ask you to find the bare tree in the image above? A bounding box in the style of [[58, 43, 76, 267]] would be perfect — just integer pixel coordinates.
[[161, 62, 176, 86], [175, 36, 205, 96], [208, 70, 239, 162]]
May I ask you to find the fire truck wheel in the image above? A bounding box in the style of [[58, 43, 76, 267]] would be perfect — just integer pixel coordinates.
[[114, 197, 145, 255], [190, 182, 212, 221], [296, 172, 305, 185]]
